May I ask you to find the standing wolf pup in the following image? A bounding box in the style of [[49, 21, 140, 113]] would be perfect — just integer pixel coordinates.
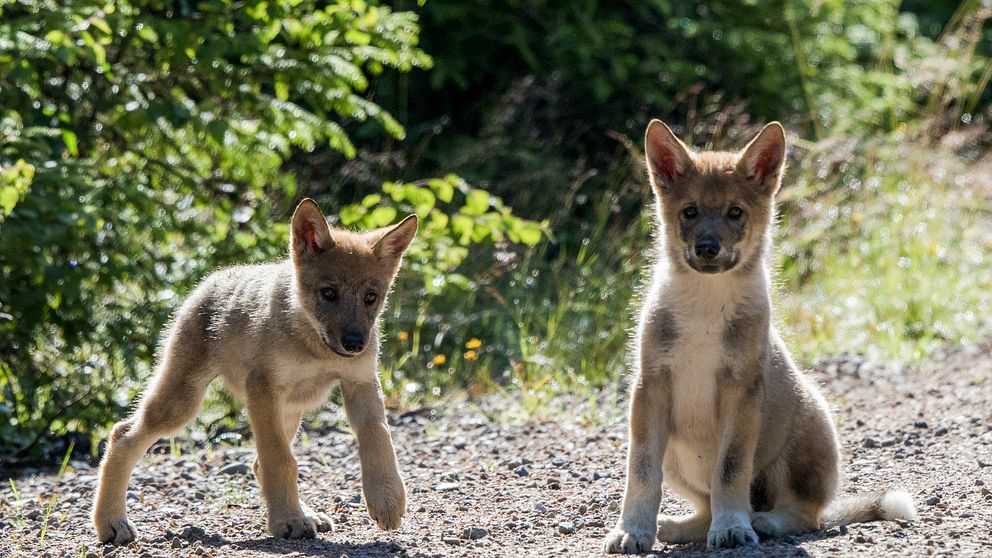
[[604, 121, 916, 553], [93, 199, 412, 544]]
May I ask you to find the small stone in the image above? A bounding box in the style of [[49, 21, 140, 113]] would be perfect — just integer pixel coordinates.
[[440, 471, 459, 482], [442, 536, 461, 545], [461, 526, 489, 540], [914, 421, 928, 429], [218, 463, 251, 475], [863, 438, 879, 448], [925, 495, 940, 506], [126, 490, 140, 501], [935, 426, 949, 436], [435, 482, 460, 492], [608, 500, 619, 511], [558, 522, 576, 535], [578, 504, 588, 515], [171, 537, 183, 549], [181, 525, 205, 539], [880, 438, 897, 447], [533, 502, 548, 513], [593, 471, 610, 480], [514, 466, 529, 477]]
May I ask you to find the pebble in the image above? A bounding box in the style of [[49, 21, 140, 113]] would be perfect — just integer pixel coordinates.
[[935, 426, 949, 436], [926, 495, 940, 506], [442, 536, 461, 545], [533, 502, 548, 513], [435, 482, 460, 492], [461, 526, 489, 539], [440, 471, 459, 482], [557, 522, 576, 534], [218, 462, 251, 475], [514, 466, 530, 477], [181, 525, 206, 539]]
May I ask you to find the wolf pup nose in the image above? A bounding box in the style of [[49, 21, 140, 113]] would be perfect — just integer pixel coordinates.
[[93, 198, 415, 544], [603, 120, 916, 554]]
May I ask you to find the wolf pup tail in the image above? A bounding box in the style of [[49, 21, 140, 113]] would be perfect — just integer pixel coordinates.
[[822, 490, 917, 528]]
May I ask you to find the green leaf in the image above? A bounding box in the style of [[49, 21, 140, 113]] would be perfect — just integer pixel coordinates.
[[368, 206, 397, 227], [462, 190, 490, 216], [206, 119, 228, 143], [61, 130, 79, 157], [516, 222, 543, 245]]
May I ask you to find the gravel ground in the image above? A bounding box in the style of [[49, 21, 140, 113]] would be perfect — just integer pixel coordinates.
[[2, 340, 991, 558]]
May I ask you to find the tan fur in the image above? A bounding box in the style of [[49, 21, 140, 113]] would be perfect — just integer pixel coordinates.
[[92, 199, 415, 544], [604, 121, 915, 553]]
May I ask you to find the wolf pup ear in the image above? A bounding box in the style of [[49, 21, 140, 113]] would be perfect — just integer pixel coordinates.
[[738, 122, 786, 195], [372, 214, 418, 258], [291, 198, 334, 257], [645, 119, 693, 192]]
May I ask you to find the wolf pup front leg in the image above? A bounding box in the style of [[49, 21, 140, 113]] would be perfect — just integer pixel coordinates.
[[342, 379, 406, 530], [603, 369, 671, 553]]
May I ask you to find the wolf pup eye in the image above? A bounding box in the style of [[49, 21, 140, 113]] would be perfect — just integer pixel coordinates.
[[364, 292, 378, 306], [320, 287, 337, 301], [728, 206, 744, 219], [682, 205, 698, 219]]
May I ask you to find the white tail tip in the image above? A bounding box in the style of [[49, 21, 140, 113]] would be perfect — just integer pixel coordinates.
[[880, 490, 917, 521]]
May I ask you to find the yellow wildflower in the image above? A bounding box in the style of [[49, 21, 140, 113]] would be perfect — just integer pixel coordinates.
[[463, 350, 478, 361], [432, 354, 447, 366], [397, 331, 409, 342], [465, 338, 482, 349]]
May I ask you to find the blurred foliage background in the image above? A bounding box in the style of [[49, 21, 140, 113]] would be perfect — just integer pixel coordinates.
[[1, 0, 990, 461]]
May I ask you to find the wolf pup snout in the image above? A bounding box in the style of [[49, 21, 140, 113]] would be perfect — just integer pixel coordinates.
[[93, 198, 415, 544]]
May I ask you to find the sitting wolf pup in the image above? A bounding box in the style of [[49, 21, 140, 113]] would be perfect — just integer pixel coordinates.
[[93, 199, 413, 544], [604, 121, 916, 553]]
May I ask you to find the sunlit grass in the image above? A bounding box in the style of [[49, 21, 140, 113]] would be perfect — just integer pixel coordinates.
[[778, 137, 992, 362]]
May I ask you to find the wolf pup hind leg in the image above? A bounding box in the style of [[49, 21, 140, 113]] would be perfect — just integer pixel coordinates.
[[93, 199, 414, 544], [604, 121, 915, 554]]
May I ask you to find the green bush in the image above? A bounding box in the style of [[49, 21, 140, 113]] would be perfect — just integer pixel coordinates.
[[0, 1, 541, 459]]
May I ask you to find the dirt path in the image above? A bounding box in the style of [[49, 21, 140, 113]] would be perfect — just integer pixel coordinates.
[[2, 340, 991, 558]]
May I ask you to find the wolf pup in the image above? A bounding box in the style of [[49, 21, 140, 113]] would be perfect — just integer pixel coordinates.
[[93, 199, 413, 544], [604, 121, 916, 553]]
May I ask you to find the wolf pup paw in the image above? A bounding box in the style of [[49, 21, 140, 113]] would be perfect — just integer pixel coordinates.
[[603, 527, 655, 554], [268, 514, 318, 540], [707, 512, 759, 549], [300, 501, 334, 533], [365, 479, 406, 530], [94, 515, 138, 545]]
